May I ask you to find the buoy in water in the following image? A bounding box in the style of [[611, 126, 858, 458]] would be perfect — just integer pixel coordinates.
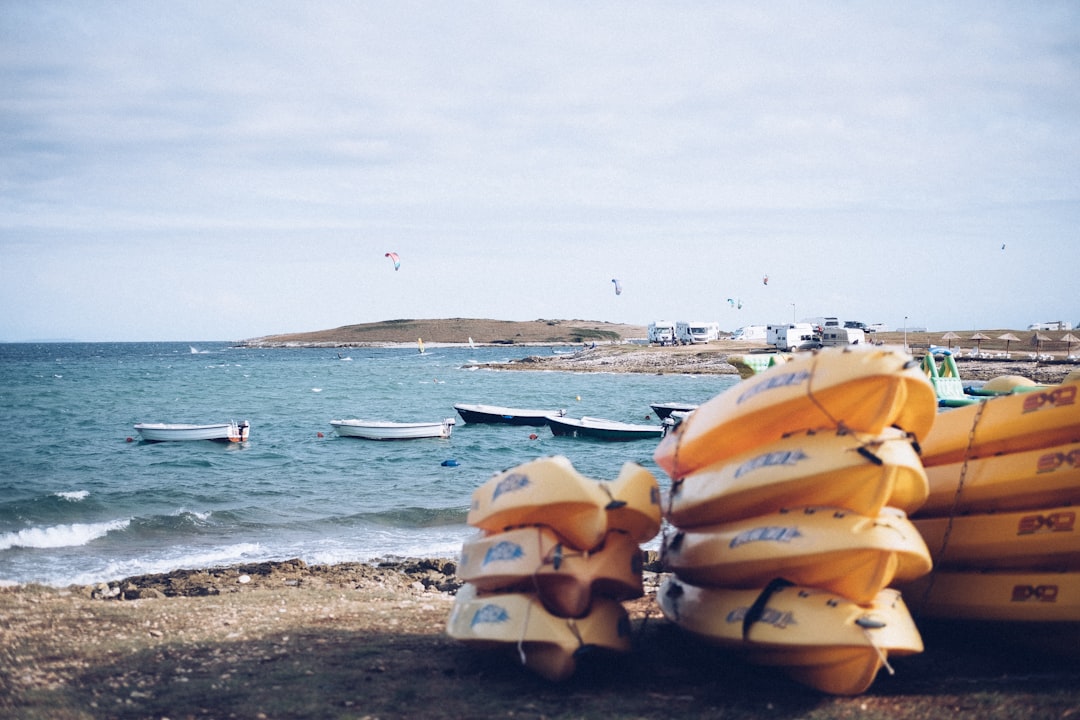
[[125, 437, 134, 443], [576, 395, 581, 401], [317, 431, 324, 438], [441, 459, 460, 467], [528, 433, 538, 440]]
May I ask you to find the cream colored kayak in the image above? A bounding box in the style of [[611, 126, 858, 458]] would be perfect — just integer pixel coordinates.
[[654, 345, 937, 479], [457, 527, 643, 618], [467, 455, 662, 550], [920, 380, 1080, 468], [662, 507, 931, 604], [657, 577, 923, 695], [900, 570, 1080, 622], [446, 583, 631, 681], [914, 506, 1080, 571], [919, 440, 1080, 516], [666, 427, 929, 528]]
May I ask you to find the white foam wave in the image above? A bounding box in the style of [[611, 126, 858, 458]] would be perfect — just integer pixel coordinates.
[[55, 490, 89, 502], [0, 518, 130, 550], [61, 542, 264, 586]]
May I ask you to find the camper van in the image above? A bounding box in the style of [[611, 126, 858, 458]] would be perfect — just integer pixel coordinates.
[[648, 320, 677, 345], [731, 325, 768, 342], [768, 323, 818, 351], [676, 321, 721, 344], [821, 327, 866, 347]]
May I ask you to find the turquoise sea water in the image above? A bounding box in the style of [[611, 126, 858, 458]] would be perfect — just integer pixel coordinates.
[[0, 342, 738, 586]]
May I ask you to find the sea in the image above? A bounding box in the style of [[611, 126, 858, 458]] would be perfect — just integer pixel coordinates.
[[0, 341, 738, 587]]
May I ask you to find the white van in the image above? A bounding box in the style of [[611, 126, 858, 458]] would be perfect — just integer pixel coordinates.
[[676, 321, 721, 344], [768, 323, 818, 351], [731, 325, 768, 342], [648, 321, 677, 345]]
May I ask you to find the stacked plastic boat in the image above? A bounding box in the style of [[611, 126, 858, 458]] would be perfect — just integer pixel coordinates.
[[901, 376, 1080, 621], [446, 455, 662, 680], [653, 345, 939, 695]]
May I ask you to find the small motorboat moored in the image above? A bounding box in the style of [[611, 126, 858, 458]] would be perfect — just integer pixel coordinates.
[[453, 403, 566, 426], [547, 415, 664, 442], [133, 421, 250, 443], [330, 418, 456, 440], [649, 402, 699, 420]]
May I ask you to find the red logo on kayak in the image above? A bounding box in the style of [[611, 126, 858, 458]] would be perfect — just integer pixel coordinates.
[[1011, 585, 1059, 602], [1017, 511, 1075, 535], [1037, 448, 1080, 473], [1022, 385, 1077, 413]]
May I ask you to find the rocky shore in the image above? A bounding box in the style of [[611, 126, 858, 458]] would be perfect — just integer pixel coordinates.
[[4, 557, 1079, 719]]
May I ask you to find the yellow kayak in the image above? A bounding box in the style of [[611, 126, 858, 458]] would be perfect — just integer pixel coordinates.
[[661, 507, 931, 604], [657, 577, 923, 695], [654, 345, 937, 479], [456, 527, 643, 618], [446, 583, 632, 681], [919, 440, 1080, 516], [914, 506, 1080, 571], [900, 570, 1080, 622], [920, 381, 1080, 467], [665, 427, 928, 528], [467, 455, 662, 550]]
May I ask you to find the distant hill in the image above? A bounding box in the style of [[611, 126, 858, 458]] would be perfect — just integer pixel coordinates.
[[242, 318, 648, 346]]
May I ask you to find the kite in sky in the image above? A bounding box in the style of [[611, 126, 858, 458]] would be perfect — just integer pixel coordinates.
[[611, 278, 622, 296], [763, 273, 769, 285], [385, 252, 400, 271]]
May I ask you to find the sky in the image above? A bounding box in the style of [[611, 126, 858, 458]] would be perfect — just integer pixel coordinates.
[[1, 1, 1078, 342]]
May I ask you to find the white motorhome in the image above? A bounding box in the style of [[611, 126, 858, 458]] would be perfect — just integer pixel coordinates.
[[767, 323, 817, 351], [731, 325, 768, 342], [648, 320, 677, 345], [676, 321, 721, 344], [821, 327, 866, 347]]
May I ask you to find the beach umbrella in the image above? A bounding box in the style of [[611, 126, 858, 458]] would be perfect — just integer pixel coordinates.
[[1062, 333, 1080, 356], [970, 332, 991, 352], [1032, 332, 1052, 353], [998, 333, 1020, 355], [941, 331, 960, 349]]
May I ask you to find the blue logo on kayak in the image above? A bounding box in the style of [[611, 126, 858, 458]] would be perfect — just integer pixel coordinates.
[[483, 541, 525, 565], [730, 526, 803, 548], [492, 472, 530, 502], [736, 370, 811, 405], [727, 606, 797, 629], [733, 449, 809, 479], [471, 603, 510, 627]]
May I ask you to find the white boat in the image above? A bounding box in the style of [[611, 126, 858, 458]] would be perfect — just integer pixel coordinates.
[[330, 418, 455, 440], [547, 415, 664, 442], [133, 421, 249, 443]]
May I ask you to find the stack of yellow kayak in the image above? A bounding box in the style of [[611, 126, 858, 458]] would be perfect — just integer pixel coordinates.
[[446, 455, 661, 681], [903, 374, 1080, 622], [654, 345, 937, 695]]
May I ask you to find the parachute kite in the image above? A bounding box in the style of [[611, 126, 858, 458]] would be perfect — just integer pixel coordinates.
[[385, 252, 400, 271], [611, 278, 622, 296], [727, 298, 743, 309], [762, 273, 769, 286]]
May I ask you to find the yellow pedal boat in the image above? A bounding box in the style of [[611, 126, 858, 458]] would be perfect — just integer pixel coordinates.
[[654, 345, 937, 479], [665, 427, 929, 528], [661, 507, 931, 604], [900, 569, 1080, 622], [657, 577, 923, 695], [920, 380, 1080, 468], [919, 440, 1080, 516], [446, 583, 632, 681], [915, 505, 1080, 571], [467, 455, 662, 550], [457, 527, 643, 618]]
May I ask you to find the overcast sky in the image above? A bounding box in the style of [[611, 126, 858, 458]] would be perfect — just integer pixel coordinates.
[[2, 1, 1077, 341]]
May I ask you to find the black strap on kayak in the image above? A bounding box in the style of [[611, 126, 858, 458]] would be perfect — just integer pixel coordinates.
[[742, 577, 795, 641]]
